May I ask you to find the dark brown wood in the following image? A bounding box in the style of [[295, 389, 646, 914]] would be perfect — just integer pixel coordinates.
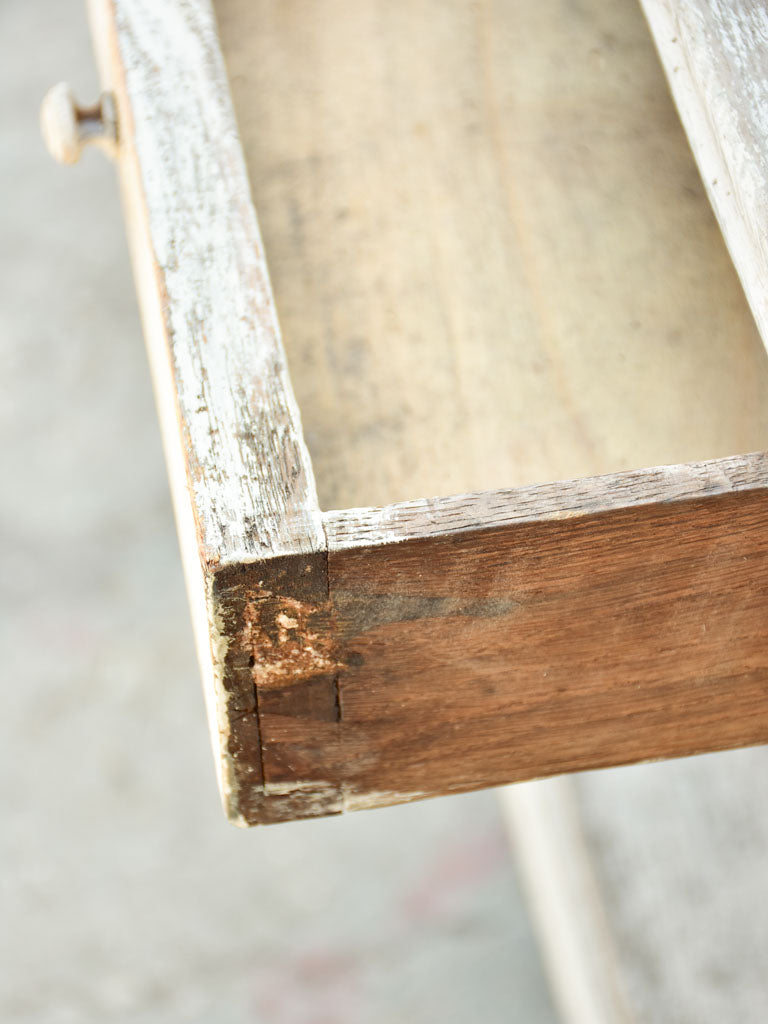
[[210, 455, 768, 824], [211, 552, 343, 824], [329, 489, 768, 805]]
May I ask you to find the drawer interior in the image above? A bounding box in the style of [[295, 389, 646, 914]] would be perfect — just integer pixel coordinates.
[[215, 0, 768, 510]]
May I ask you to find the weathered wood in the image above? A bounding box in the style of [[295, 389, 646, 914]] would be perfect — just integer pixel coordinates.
[[322, 456, 768, 548], [641, 0, 768, 353], [86, 0, 768, 825], [87, 0, 322, 565], [241, 454, 768, 815], [86, 0, 324, 823]]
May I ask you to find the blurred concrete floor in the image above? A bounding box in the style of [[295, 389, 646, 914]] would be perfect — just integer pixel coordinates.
[[0, 1, 558, 1021]]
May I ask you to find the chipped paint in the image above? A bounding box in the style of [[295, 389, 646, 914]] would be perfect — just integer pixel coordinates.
[[262, 781, 345, 817], [323, 454, 768, 550], [342, 787, 428, 813]]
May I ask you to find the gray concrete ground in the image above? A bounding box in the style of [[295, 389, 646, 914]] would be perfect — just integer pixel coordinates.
[[0, 2, 557, 1021], [576, 749, 768, 1024]]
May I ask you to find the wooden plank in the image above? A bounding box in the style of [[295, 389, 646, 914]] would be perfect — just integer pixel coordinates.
[[87, 0, 768, 824], [499, 5, 768, 1004], [86, 0, 324, 823], [641, 0, 768, 352], [238, 454, 768, 817]]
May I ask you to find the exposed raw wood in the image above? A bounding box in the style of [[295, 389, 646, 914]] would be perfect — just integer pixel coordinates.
[[322, 456, 768, 548], [216, 0, 768, 510], [641, 0, 768, 353]]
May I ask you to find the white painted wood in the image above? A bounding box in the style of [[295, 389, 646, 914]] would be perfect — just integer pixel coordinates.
[[324, 451, 768, 550], [87, 0, 322, 568], [641, 0, 768, 354], [85, 0, 323, 817]]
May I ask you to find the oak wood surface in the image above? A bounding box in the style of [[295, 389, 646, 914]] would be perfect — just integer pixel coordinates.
[[232, 455, 768, 817]]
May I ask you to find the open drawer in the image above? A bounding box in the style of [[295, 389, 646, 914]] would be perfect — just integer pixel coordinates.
[[78, 0, 768, 825]]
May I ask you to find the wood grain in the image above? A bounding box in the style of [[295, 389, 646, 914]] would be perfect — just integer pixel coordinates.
[[87, 0, 323, 821], [245, 455, 768, 818], [642, 0, 768, 354], [88, 0, 322, 566], [216, 0, 768, 510]]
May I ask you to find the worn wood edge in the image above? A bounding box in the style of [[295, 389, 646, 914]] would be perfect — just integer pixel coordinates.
[[209, 537, 508, 824], [640, 0, 768, 352], [209, 550, 344, 825], [231, 452, 768, 825], [324, 452, 768, 550], [86, 0, 236, 818], [245, 453, 768, 826], [208, 544, 454, 824], [86, 0, 326, 822], [88, 0, 322, 566], [192, 454, 768, 825]]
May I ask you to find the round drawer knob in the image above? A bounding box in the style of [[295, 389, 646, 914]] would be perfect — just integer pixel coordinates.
[[41, 82, 117, 165]]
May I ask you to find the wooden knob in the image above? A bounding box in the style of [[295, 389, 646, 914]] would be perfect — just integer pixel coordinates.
[[41, 83, 117, 164]]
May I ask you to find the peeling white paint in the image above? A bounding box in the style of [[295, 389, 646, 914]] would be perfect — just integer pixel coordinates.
[[324, 453, 768, 550]]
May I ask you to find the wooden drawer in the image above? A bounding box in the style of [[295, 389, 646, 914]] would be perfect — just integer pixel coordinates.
[[77, 0, 768, 824]]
